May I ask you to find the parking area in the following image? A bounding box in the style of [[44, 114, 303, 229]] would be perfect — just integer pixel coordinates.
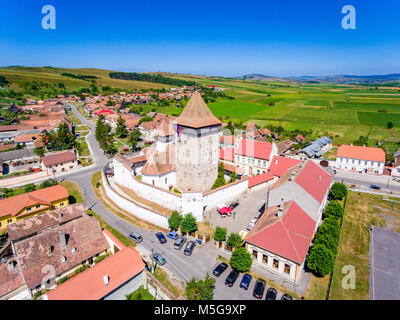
[[370, 225, 400, 300], [206, 188, 268, 234], [210, 261, 292, 300]]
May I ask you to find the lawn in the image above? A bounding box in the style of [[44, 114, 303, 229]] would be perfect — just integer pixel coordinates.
[[59, 180, 83, 204], [329, 191, 400, 300]]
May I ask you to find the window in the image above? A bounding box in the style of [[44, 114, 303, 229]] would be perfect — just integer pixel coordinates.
[[273, 259, 279, 269], [258, 160, 261, 166], [252, 250, 258, 259], [262, 254, 268, 265], [284, 264, 291, 274], [26, 207, 31, 212], [165, 178, 167, 184], [36, 204, 40, 209], [52, 205, 56, 210], [152, 180, 155, 186], [60, 202, 64, 207], [7, 219, 12, 224], [263, 161, 266, 167]]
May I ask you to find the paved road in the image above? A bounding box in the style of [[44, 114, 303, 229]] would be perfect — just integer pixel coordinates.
[[333, 170, 400, 194]]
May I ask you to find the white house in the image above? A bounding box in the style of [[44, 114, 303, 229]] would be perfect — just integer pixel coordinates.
[[335, 145, 385, 175]]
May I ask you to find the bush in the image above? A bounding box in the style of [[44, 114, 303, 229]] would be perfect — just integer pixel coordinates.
[[214, 226, 227, 242], [230, 247, 252, 272], [323, 201, 344, 220], [329, 182, 348, 200], [24, 183, 36, 193], [73, 264, 89, 276], [95, 182, 101, 188], [94, 252, 111, 264], [306, 244, 335, 276]]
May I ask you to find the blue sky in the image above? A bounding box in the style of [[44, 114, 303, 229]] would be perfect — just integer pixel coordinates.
[[0, 0, 399, 77]]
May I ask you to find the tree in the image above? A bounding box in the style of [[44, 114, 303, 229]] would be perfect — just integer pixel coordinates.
[[128, 128, 141, 151], [313, 232, 338, 255], [115, 116, 128, 138], [387, 122, 394, 129], [212, 162, 226, 189], [185, 273, 215, 300], [125, 286, 154, 300], [230, 247, 252, 272], [214, 226, 227, 242], [324, 201, 344, 220], [180, 213, 197, 234], [318, 218, 341, 239], [227, 233, 242, 249], [168, 211, 183, 231], [24, 183, 36, 193], [227, 121, 235, 135], [229, 171, 237, 183], [306, 244, 335, 276], [329, 182, 348, 200], [34, 147, 45, 157], [95, 114, 115, 154]]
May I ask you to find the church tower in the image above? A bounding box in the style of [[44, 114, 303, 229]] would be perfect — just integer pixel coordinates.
[[175, 92, 222, 192]]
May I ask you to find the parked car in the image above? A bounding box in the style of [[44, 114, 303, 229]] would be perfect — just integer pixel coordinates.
[[229, 201, 239, 210], [253, 279, 266, 299], [247, 218, 257, 231], [184, 241, 195, 256], [166, 231, 179, 240], [239, 273, 252, 290], [128, 232, 143, 243], [174, 236, 186, 250], [150, 252, 166, 266], [281, 293, 293, 300], [370, 184, 381, 190], [156, 232, 167, 244], [225, 269, 240, 287], [213, 262, 228, 277], [265, 287, 277, 300]]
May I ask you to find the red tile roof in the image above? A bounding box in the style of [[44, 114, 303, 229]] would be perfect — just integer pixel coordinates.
[[0, 185, 69, 218], [176, 92, 221, 128], [294, 160, 332, 204], [46, 247, 145, 300], [248, 172, 274, 188], [337, 145, 385, 162], [245, 201, 316, 264], [268, 156, 302, 177], [235, 139, 273, 160], [41, 151, 77, 167]]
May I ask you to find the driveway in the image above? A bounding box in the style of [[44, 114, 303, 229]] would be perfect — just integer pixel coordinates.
[[206, 188, 268, 234]]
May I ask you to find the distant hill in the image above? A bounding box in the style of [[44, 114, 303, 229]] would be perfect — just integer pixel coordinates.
[[234, 72, 400, 83]]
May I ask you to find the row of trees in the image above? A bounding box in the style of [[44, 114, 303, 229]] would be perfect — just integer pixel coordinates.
[[306, 183, 347, 277], [109, 72, 196, 87]]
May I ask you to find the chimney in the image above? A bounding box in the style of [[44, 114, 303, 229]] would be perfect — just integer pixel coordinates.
[[60, 231, 67, 250], [7, 260, 16, 272], [103, 275, 109, 286], [275, 158, 278, 165], [318, 176, 322, 182]]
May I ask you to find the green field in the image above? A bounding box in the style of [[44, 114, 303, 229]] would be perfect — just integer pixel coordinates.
[[1, 66, 400, 146]]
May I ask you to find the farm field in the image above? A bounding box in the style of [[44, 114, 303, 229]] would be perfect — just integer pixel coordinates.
[[1, 66, 400, 145]]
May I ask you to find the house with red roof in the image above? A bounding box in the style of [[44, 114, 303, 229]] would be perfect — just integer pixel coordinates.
[[244, 201, 317, 283], [335, 145, 386, 174], [234, 139, 278, 176], [268, 156, 302, 177], [244, 159, 332, 283]]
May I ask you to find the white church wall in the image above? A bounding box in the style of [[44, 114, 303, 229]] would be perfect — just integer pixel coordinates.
[[102, 172, 169, 229], [202, 179, 248, 211]]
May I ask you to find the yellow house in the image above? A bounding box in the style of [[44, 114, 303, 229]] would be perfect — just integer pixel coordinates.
[[0, 185, 69, 229]]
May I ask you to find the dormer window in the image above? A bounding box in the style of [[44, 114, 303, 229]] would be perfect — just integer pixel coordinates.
[[61, 256, 67, 264], [48, 245, 54, 256]]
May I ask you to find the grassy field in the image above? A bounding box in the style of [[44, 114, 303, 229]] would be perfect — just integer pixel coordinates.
[[329, 191, 400, 300]]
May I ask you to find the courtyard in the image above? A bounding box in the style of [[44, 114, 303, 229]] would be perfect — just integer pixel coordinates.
[[205, 187, 268, 234]]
